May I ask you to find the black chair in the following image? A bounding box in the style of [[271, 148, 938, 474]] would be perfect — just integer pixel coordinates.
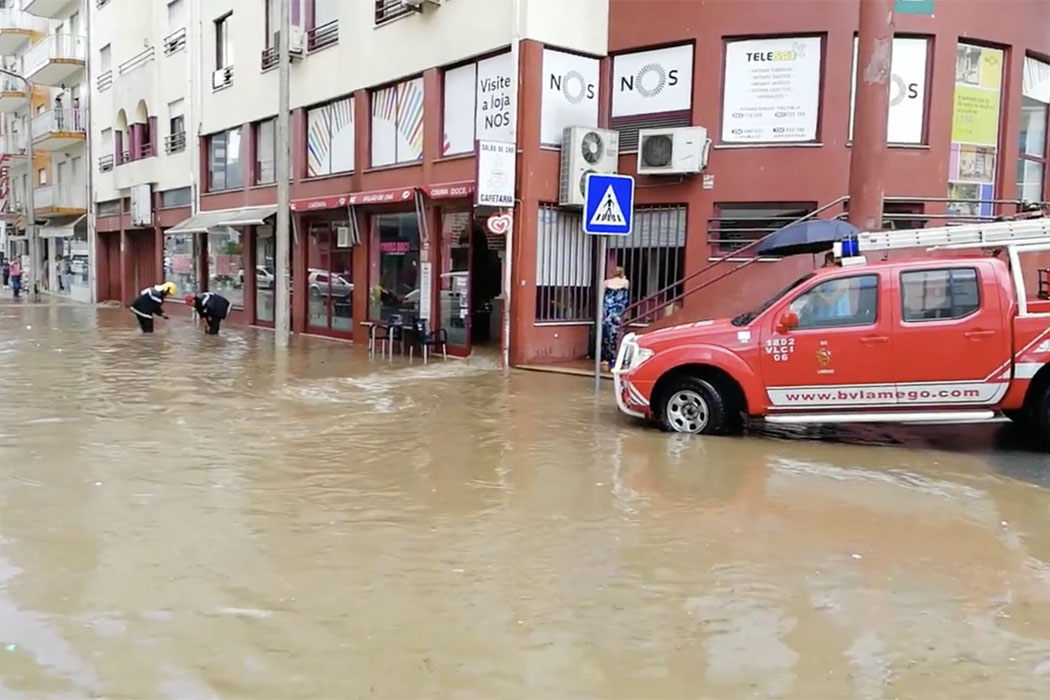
[[408, 319, 448, 364]]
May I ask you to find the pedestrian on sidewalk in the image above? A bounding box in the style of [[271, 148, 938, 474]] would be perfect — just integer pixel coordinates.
[[130, 281, 175, 333], [9, 259, 22, 298], [184, 291, 232, 335]]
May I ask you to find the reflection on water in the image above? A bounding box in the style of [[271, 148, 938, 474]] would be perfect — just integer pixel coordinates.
[[2, 302, 1050, 697]]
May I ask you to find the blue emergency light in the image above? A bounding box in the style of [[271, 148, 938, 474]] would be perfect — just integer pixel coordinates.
[[839, 235, 860, 258]]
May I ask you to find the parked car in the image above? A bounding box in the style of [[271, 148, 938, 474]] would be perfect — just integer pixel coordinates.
[[308, 268, 352, 298]]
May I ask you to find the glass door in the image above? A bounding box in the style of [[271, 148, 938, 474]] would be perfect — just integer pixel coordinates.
[[439, 211, 472, 354], [255, 230, 275, 324]]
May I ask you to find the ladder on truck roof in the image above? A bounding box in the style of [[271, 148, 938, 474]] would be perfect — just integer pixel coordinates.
[[855, 216, 1050, 253]]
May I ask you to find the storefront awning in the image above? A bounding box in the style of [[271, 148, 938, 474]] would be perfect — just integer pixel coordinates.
[[290, 195, 348, 212], [167, 205, 278, 234], [39, 214, 86, 239]]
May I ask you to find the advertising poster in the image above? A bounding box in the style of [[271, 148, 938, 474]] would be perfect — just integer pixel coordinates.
[[442, 52, 514, 155], [721, 36, 822, 143], [848, 37, 929, 144], [947, 43, 1003, 217], [540, 49, 599, 146], [611, 44, 694, 118]]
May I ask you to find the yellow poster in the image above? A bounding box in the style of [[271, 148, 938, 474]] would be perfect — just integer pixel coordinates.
[[951, 85, 1001, 145]]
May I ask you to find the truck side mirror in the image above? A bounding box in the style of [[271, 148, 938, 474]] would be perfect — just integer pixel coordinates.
[[778, 311, 799, 333]]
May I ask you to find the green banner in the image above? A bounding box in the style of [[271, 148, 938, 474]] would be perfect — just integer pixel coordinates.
[[896, 0, 934, 15]]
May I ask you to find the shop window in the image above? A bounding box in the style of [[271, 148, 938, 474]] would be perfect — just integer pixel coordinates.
[[307, 222, 353, 333], [207, 127, 242, 191], [947, 43, 1004, 218], [370, 78, 424, 167], [535, 205, 594, 322], [254, 118, 276, 184], [708, 203, 816, 256], [789, 275, 879, 329], [900, 268, 980, 322], [306, 97, 354, 177], [208, 227, 244, 308], [160, 186, 191, 209], [609, 206, 687, 323], [255, 231, 276, 323], [1019, 56, 1049, 204], [164, 232, 198, 295], [370, 212, 420, 321]]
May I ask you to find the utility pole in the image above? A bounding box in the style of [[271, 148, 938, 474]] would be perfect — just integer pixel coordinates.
[[0, 68, 38, 301], [274, 0, 291, 347], [848, 0, 895, 231]]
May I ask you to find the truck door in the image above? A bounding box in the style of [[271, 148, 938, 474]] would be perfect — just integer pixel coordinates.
[[761, 270, 898, 410], [892, 263, 1011, 406]]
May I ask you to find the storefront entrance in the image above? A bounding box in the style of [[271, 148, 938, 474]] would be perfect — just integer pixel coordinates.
[[438, 211, 504, 356], [253, 227, 293, 327], [306, 219, 353, 337]]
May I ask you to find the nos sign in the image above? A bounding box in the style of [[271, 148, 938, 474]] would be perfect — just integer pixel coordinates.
[[612, 44, 694, 118]]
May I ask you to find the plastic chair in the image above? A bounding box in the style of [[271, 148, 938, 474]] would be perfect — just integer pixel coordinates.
[[408, 319, 448, 364]]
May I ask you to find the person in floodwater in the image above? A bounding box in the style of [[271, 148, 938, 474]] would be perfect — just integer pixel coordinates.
[[601, 266, 630, 371], [9, 259, 22, 298], [184, 292, 232, 335], [130, 281, 176, 333]]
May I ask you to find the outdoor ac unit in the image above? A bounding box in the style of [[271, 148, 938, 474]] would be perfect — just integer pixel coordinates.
[[559, 126, 619, 207], [212, 66, 233, 90], [637, 126, 710, 176], [288, 27, 305, 59]]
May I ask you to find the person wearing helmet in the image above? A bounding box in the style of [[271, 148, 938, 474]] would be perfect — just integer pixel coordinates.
[[130, 281, 176, 333], [184, 291, 232, 335]]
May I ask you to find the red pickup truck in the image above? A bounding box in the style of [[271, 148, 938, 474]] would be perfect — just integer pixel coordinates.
[[613, 241, 1050, 439]]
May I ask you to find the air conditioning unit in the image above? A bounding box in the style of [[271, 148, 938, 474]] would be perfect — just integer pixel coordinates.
[[212, 66, 233, 90], [404, 0, 441, 8], [288, 26, 305, 59], [637, 126, 710, 176], [558, 126, 619, 207]]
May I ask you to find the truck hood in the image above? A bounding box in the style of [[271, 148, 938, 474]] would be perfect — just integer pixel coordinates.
[[635, 317, 747, 348]]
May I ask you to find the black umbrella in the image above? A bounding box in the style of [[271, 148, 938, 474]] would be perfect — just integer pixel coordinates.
[[755, 219, 860, 257]]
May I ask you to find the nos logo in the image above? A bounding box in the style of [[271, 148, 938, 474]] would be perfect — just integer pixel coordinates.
[[549, 71, 596, 105], [619, 62, 679, 98], [890, 73, 919, 106]]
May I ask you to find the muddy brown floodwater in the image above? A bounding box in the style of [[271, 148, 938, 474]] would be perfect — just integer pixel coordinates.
[[2, 302, 1050, 698]]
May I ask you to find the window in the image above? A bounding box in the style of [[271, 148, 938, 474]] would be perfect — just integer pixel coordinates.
[[254, 118, 276, 184], [99, 44, 111, 73], [310, 0, 340, 50], [708, 203, 816, 255], [371, 78, 424, 166], [256, 232, 276, 323], [948, 43, 1004, 218], [609, 206, 687, 323], [37, 167, 47, 186], [164, 233, 197, 295], [160, 186, 191, 208], [265, 0, 305, 47], [97, 199, 121, 217], [208, 227, 244, 308], [535, 205, 594, 322], [375, 0, 412, 24], [167, 99, 185, 154], [370, 212, 420, 320], [1019, 57, 1049, 203], [306, 97, 354, 177], [215, 12, 232, 69], [789, 275, 879, 329], [167, 0, 186, 30], [307, 222, 353, 333], [900, 268, 980, 322], [207, 127, 242, 191]]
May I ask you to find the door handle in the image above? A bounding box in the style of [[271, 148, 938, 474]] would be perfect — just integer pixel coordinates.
[[964, 329, 996, 339], [860, 335, 890, 344]]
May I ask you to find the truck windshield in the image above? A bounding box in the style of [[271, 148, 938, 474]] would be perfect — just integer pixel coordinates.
[[730, 273, 816, 327]]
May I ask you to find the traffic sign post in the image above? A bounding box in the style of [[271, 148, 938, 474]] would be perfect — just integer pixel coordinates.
[[584, 173, 635, 392]]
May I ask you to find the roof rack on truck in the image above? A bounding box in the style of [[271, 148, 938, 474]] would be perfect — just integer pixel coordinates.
[[852, 216, 1050, 254]]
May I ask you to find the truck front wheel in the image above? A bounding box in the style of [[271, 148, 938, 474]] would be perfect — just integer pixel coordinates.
[[656, 376, 730, 435]]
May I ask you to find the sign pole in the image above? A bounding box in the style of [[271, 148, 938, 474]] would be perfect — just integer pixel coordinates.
[[593, 235, 607, 393]]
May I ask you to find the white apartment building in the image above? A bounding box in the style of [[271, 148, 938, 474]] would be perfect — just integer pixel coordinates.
[[0, 0, 90, 302]]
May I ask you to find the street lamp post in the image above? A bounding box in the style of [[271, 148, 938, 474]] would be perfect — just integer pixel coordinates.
[[0, 68, 38, 302]]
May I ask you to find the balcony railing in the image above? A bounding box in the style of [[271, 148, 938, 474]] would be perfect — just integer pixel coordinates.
[[34, 184, 87, 212], [0, 8, 48, 34], [31, 108, 85, 136], [24, 34, 86, 75], [307, 19, 338, 51], [375, 0, 414, 24], [212, 65, 233, 90], [0, 132, 26, 156], [98, 154, 114, 172], [163, 27, 186, 56], [118, 45, 154, 75], [165, 131, 186, 154], [261, 46, 277, 72], [96, 69, 112, 92], [0, 74, 25, 93]]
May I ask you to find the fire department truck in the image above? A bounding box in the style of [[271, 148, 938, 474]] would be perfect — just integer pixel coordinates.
[[612, 217, 1050, 440]]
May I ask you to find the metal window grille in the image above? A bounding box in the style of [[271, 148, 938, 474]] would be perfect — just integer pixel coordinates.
[[609, 206, 687, 324], [708, 203, 816, 255], [535, 205, 594, 322], [308, 19, 339, 50], [375, 0, 412, 24]]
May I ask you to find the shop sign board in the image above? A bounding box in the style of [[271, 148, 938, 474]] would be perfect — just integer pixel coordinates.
[[721, 36, 822, 143], [540, 48, 600, 146], [476, 140, 516, 208], [612, 44, 694, 118]]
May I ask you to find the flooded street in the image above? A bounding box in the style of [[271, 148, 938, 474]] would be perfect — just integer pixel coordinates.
[[3, 302, 1050, 697]]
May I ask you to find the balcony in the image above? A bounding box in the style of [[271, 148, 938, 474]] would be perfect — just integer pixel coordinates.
[[24, 34, 86, 87], [165, 131, 186, 155], [34, 184, 87, 219], [0, 9, 48, 54], [0, 75, 27, 112], [0, 132, 27, 161], [30, 108, 85, 151], [22, 0, 74, 19]]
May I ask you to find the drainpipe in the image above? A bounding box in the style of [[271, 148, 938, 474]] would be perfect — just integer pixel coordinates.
[[84, 0, 95, 302], [848, 0, 895, 231], [503, 0, 522, 370]]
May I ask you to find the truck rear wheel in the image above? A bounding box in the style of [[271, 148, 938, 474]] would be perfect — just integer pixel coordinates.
[[656, 376, 730, 435]]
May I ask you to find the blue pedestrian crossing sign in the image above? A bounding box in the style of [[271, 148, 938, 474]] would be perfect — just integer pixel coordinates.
[[583, 173, 634, 236]]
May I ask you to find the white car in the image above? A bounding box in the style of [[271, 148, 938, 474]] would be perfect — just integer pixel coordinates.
[[308, 268, 352, 298]]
